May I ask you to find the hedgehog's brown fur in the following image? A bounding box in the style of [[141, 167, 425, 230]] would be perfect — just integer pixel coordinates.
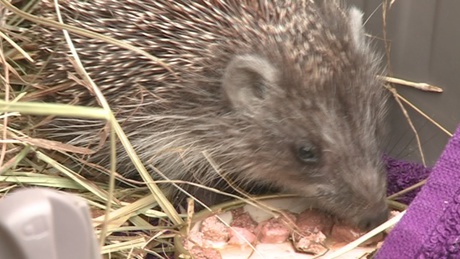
[[32, 0, 388, 229]]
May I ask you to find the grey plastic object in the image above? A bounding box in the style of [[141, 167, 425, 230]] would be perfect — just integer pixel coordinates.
[[0, 188, 101, 259], [347, 0, 460, 165]]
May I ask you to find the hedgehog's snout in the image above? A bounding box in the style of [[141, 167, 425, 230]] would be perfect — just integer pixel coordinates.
[[355, 202, 389, 231]]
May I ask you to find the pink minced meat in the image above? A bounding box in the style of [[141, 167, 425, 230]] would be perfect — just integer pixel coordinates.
[[330, 223, 384, 245], [230, 208, 258, 232], [189, 246, 222, 259], [185, 215, 230, 251], [228, 227, 257, 245], [227, 208, 258, 245], [255, 211, 297, 244], [330, 224, 363, 243], [294, 231, 328, 255], [292, 209, 333, 255], [200, 215, 230, 243], [295, 209, 334, 235]]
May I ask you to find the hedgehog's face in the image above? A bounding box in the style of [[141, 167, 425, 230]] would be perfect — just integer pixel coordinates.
[[222, 53, 388, 230]]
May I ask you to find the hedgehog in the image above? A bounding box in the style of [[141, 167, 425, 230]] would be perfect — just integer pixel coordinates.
[[30, 0, 388, 230]]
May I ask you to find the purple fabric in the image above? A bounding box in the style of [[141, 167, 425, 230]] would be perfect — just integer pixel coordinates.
[[385, 155, 431, 204], [377, 125, 460, 259]]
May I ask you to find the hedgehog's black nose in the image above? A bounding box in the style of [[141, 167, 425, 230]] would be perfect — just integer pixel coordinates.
[[357, 207, 389, 231]]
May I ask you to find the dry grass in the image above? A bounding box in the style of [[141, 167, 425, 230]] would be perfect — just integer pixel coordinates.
[[0, 1, 184, 258]]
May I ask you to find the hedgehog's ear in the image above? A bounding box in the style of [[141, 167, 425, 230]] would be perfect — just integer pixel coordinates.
[[222, 54, 278, 113]]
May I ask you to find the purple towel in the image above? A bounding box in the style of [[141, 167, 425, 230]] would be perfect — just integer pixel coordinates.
[[377, 125, 460, 258], [385, 155, 431, 204]]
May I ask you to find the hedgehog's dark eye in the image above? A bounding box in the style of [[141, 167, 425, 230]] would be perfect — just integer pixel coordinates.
[[297, 145, 318, 164]]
